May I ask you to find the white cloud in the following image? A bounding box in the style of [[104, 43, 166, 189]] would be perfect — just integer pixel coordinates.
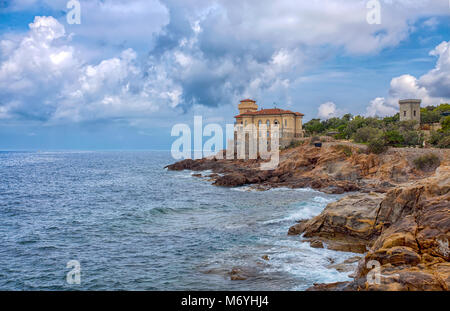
[[318, 101, 341, 119], [366, 97, 397, 117], [1, 1, 450, 125], [366, 41, 450, 116], [0, 16, 181, 122], [419, 41, 450, 98]]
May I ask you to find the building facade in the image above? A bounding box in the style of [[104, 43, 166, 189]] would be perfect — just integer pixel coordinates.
[[234, 99, 304, 148], [399, 99, 421, 123]]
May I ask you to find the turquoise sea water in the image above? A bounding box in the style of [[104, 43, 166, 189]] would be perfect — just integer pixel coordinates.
[[0, 151, 356, 290]]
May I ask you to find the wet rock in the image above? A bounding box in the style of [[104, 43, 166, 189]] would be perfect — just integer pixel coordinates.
[[261, 255, 270, 261], [297, 192, 385, 243], [309, 240, 324, 248], [288, 220, 308, 236], [229, 267, 257, 281], [213, 173, 247, 187], [344, 256, 362, 264], [306, 281, 353, 291]]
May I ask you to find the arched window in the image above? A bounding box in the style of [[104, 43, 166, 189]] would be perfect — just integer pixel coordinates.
[[258, 120, 262, 127], [274, 120, 279, 125], [284, 119, 287, 127], [266, 120, 270, 127]]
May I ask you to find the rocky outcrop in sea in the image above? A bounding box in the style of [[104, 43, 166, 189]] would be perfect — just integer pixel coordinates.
[[166, 141, 450, 290]]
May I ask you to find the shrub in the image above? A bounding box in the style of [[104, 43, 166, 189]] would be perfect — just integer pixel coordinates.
[[427, 131, 443, 146], [441, 116, 450, 132], [352, 127, 382, 143], [402, 131, 423, 146], [413, 153, 440, 171], [437, 136, 450, 148], [368, 138, 388, 154], [384, 130, 404, 146]]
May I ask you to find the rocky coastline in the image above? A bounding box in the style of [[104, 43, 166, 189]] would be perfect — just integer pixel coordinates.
[[165, 141, 449, 291]]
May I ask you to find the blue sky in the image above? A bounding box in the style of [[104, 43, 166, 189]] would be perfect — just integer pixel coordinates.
[[0, 0, 449, 150]]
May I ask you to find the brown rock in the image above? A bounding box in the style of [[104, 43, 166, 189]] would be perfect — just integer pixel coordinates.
[[309, 240, 324, 248], [213, 173, 247, 187]]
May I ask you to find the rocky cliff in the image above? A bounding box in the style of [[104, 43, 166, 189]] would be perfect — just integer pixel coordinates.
[[166, 141, 449, 290], [304, 166, 449, 291]]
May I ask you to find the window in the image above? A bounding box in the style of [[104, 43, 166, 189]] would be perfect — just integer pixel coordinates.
[[266, 120, 270, 127], [414, 110, 416, 117], [274, 120, 279, 125], [258, 120, 262, 127], [284, 119, 287, 127], [244, 120, 247, 126], [404, 111, 407, 117]]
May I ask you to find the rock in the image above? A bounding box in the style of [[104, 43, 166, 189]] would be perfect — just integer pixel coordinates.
[[165, 159, 196, 171], [306, 282, 353, 291], [165, 143, 450, 291], [213, 173, 247, 187], [326, 240, 367, 254], [296, 192, 385, 243], [261, 255, 270, 261], [288, 220, 308, 235], [229, 267, 257, 281], [327, 263, 355, 273], [349, 167, 450, 290], [192, 173, 202, 177], [344, 256, 362, 264], [309, 240, 324, 248]]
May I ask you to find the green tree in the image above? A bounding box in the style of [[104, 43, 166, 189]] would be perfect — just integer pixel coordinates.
[[441, 116, 450, 131], [353, 127, 382, 143], [384, 130, 404, 146]]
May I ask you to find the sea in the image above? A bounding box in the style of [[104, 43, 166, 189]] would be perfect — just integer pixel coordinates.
[[0, 150, 357, 290]]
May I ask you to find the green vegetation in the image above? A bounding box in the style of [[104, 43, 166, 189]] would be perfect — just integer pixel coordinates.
[[413, 153, 441, 171], [420, 104, 450, 124], [368, 138, 388, 155], [303, 103, 449, 151]]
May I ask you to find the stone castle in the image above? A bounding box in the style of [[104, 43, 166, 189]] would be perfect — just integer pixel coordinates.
[[234, 99, 304, 148]]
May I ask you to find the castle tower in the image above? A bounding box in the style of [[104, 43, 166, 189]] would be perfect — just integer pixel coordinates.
[[238, 99, 258, 115], [399, 99, 421, 122]]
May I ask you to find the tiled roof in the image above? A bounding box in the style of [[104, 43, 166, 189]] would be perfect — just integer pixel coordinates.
[[240, 99, 256, 102], [235, 108, 304, 118]]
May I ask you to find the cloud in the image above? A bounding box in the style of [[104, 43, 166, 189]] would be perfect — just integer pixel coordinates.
[[365, 97, 397, 117], [419, 41, 450, 98], [1, 1, 450, 126], [318, 101, 341, 119], [366, 41, 450, 117], [0, 16, 181, 123]]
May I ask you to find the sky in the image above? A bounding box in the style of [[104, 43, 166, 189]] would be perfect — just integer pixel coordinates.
[[0, 0, 449, 150]]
